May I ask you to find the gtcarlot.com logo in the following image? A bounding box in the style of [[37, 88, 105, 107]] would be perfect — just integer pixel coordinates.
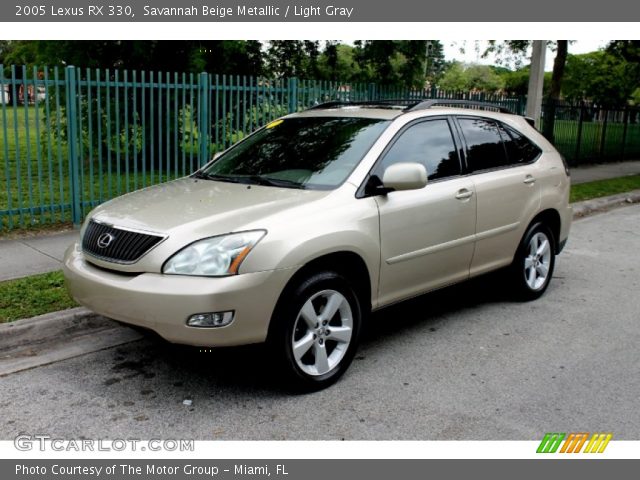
[[536, 432, 613, 453]]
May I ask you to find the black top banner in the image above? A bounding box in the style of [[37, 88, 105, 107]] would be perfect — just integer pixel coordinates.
[[3, 0, 640, 22]]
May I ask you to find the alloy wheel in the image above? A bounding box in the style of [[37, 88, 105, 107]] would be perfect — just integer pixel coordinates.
[[291, 289, 353, 376]]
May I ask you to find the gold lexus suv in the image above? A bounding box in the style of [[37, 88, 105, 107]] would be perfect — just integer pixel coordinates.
[[64, 100, 572, 390]]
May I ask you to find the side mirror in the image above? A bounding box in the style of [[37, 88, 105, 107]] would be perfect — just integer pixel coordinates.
[[212, 152, 222, 161], [382, 162, 428, 192]]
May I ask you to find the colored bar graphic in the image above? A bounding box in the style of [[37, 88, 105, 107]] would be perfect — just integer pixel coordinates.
[[584, 433, 613, 453], [536, 433, 565, 453], [538, 432, 612, 453], [573, 432, 590, 453]]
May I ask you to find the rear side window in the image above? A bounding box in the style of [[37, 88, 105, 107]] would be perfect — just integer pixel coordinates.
[[458, 118, 508, 172], [498, 124, 542, 164], [376, 119, 461, 181]]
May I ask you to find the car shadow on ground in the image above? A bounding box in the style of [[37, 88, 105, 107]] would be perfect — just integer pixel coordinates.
[[104, 270, 520, 396], [363, 271, 514, 342]]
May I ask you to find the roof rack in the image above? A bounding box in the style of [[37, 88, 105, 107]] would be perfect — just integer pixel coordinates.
[[306, 98, 515, 115], [306, 100, 416, 110], [406, 99, 514, 114]]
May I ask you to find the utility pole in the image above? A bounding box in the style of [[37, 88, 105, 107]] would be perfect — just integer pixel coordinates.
[[424, 41, 432, 87], [526, 40, 546, 129]]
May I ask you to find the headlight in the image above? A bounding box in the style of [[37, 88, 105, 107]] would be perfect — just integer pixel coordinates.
[[162, 230, 266, 276]]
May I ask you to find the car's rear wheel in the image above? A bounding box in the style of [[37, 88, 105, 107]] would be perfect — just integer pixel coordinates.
[[268, 271, 362, 391], [510, 222, 556, 300]]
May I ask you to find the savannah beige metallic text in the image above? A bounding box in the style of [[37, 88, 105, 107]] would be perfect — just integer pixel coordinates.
[[64, 99, 572, 390]]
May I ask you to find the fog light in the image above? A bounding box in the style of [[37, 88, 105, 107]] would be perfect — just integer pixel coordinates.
[[187, 311, 234, 328]]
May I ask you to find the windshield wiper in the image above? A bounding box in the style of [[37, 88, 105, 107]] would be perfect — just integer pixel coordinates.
[[246, 175, 305, 189], [191, 171, 242, 183], [191, 170, 209, 179], [194, 171, 303, 188]]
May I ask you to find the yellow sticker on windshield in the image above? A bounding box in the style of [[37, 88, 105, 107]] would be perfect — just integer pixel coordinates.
[[266, 119, 284, 129]]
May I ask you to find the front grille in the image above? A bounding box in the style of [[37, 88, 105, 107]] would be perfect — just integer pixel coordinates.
[[82, 220, 165, 264]]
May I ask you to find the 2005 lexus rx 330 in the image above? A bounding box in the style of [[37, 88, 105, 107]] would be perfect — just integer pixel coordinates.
[[64, 99, 572, 390]]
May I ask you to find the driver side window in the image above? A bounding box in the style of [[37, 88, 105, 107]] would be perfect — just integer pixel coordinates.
[[375, 119, 461, 181]]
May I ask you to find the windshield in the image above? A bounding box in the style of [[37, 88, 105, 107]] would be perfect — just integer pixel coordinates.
[[200, 116, 390, 189]]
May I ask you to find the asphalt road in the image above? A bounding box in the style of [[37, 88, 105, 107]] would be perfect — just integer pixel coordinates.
[[1, 205, 639, 440]]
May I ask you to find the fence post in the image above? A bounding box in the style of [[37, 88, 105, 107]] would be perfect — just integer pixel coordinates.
[[65, 66, 82, 227], [198, 72, 209, 166], [621, 106, 629, 161], [599, 107, 608, 161], [288, 77, 298, 113], [574, 102, 585, 165], [368, 83, 377, 101]]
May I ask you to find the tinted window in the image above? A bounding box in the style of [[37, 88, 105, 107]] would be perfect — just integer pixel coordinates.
[[499, 124, 542, 164], [376, 119, 460, 181], [458, 118, 508, 172], [203, 117, 390, 189]]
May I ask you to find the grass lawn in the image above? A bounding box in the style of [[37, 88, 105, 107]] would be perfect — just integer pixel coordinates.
[[0, 270, 77, 323], [549, 119, 640, 163], [0, 105, 189, 233], [570, 174, 640, 203]]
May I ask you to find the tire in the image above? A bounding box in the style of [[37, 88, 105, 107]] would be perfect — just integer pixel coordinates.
[[268, 271, 362, 391], [509, 222, 556, 301]]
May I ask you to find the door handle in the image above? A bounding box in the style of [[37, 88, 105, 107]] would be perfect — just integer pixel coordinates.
[[455, 189, 474, 200], [523, 175, 536, 185]]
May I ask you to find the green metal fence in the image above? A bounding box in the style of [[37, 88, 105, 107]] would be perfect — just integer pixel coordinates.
[[543, 102, 640, 166], [8, 64, 634, 232]]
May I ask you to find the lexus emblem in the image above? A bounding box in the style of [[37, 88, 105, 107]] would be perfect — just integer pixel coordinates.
[[97, 233, 115, 249]]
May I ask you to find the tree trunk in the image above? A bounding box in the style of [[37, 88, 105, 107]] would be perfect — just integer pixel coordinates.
[[542, 40, 568, 142]]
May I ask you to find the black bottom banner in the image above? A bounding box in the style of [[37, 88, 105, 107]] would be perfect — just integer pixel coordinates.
[[3, 459, 638, 480]]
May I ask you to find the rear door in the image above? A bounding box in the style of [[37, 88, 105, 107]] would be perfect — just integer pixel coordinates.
[[455, 117, 542, 277], [373, 117, 477, 306]]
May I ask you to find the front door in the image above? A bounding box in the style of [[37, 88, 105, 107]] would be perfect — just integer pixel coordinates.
[[373, 118, 477, 307]]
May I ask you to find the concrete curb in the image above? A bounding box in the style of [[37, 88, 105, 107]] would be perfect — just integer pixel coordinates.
[[1, 191, 638, 376], [572, 189, 640, 218], [0, 307, 143, 376]]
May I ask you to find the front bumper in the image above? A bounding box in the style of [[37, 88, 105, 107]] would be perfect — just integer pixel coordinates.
[[63, 243, 295, 347]]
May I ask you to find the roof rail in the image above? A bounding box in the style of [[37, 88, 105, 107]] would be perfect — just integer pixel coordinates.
[[306, 98, 516, 115], [406, 99, 514, 114], [306, 99, 418, 110]]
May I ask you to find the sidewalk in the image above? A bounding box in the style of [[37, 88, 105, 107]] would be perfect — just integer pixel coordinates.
[[1, 160, 639, 283], [0, 230, 78, 282], [570, 160, 640, 185]]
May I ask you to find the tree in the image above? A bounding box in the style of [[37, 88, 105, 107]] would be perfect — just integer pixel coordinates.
[[606, 41, 640, 107], [465, 64, 505, 92], [607, 41, 640, 63], [484, 41, 569, 142], [398, 41, 436, 89], [354, 40, 400, 84], [542, 40, 568, 141], [498, 66, 551, 96], [318, 43, 363, 81], [562, 51, 640, 107], [352, 41, 442, 88], [265, 41, 321, 78], [438, 62, 505, 92], [1, 40, 265, 76], [425, 41, 446, 84], [438, 61, 467, 90]]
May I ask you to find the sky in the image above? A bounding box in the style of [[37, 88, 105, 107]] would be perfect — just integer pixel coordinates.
[[442, 40, 610, 71]]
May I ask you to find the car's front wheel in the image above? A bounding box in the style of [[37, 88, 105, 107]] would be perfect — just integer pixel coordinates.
[[510, 222, 556, 300], [268, 271, 362, 391]]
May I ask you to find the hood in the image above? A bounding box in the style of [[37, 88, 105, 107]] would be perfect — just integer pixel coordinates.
[[89, 177, 331, 235]]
